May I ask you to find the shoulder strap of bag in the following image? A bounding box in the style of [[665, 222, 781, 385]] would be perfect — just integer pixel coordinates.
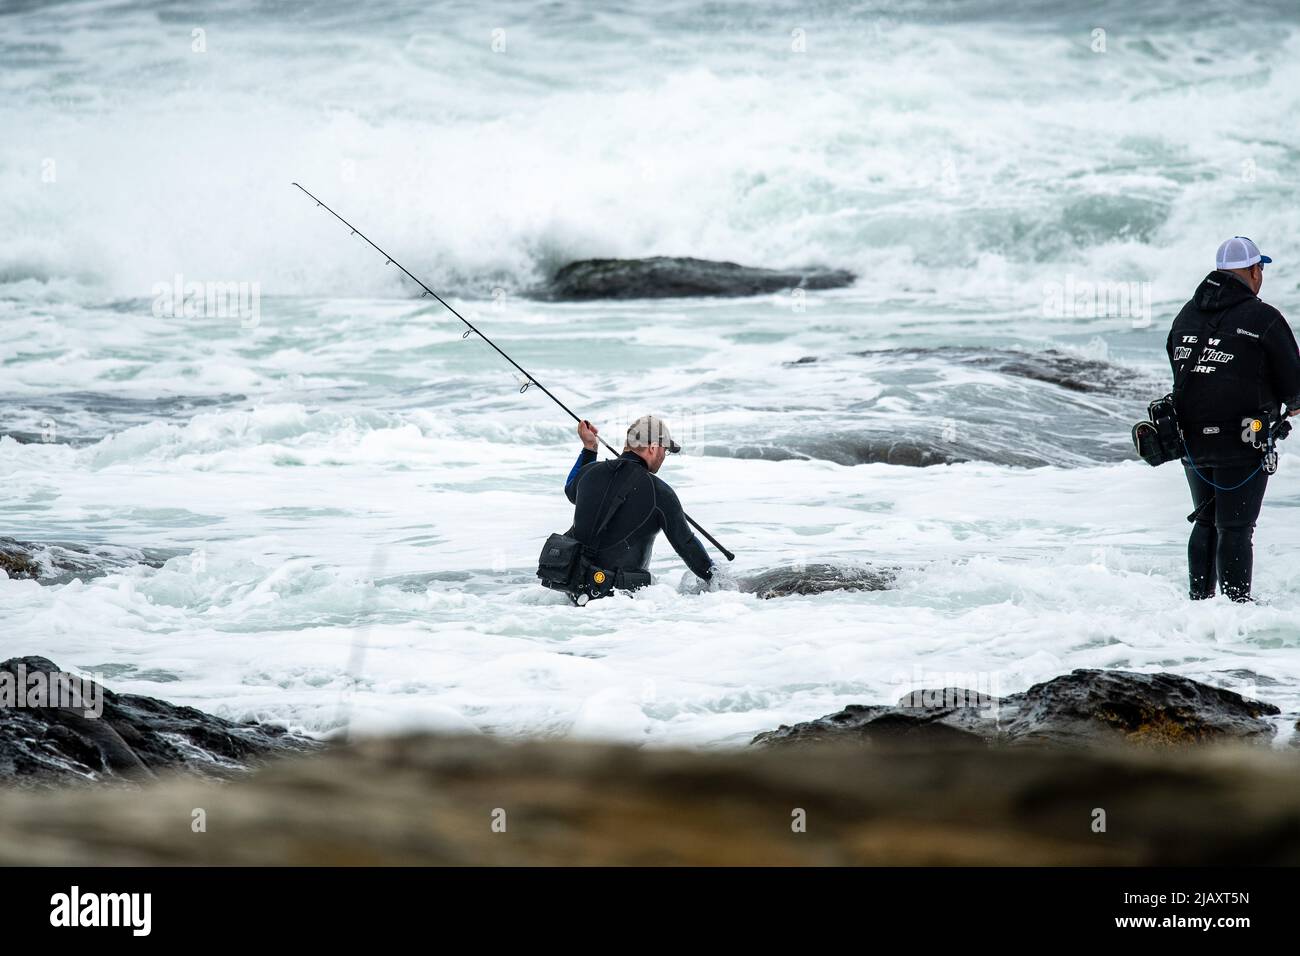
[[586, 460, 641, 553]]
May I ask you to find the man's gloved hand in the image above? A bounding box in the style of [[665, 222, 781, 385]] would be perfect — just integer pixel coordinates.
[[678, 566, 740, 594], [678, 569, 709, 595], [705, 563, 739, 592]]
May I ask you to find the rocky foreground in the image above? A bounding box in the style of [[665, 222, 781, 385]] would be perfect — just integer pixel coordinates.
[[3, 729, 1300, 865], [4, 662, 1300, 863], [0, 657, 319, 787], [753, 669, 1284, 749], [531, 256, 855, 300]]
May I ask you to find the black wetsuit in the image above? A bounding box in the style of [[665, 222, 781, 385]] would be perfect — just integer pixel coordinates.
[[564, 449, 713, 588], [1166, 270, 1300, 600]]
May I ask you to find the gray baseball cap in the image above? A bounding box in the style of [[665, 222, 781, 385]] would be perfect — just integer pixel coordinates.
[[626, 414, 681, 453]]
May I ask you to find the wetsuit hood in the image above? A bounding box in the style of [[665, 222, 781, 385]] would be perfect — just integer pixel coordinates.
[[1193, 270, 1257, 313]]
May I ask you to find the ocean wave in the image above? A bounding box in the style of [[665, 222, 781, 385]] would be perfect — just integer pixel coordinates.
[[80, 404, 414, 467], [3, 3, 1298, 299]]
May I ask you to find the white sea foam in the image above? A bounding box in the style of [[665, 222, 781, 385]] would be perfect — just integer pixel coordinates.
[[4, 1, 1300, 300], [4, 0, 1300, 747]]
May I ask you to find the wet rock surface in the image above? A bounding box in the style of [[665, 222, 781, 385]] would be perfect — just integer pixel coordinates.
[[740, 563, 895, 598], [783, 346, 1153, 398], [0, 657, 320, 788], [752, 669, 1281, 749], [867, 346, 1152, 396], [0, 391, 243, 446], [738, 345, 1165, 467], [677, 562, 895, 598], [707, 435, 973, 467], [532, 256, 855, 300], [0, 537, 183, 585]]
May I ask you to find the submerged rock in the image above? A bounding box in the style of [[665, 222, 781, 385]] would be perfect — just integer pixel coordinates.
[[740, 563, 895, 598], [0, 548, 40, 579], [784, 346, 1155, 398], [747, 345, 1166, 468], [862, 346, 1151, 396], [752, 669, 1281, 749], [533, 256, 855, 300], [0, 537, 182, 585], [0, 657, 320, 788], [0, 390, 244, 447], [706, 436, 972, 467], [677, 563, 895, 598]]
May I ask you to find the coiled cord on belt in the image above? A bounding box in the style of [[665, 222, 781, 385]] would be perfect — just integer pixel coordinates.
[[1182, 442, 1267, 491]]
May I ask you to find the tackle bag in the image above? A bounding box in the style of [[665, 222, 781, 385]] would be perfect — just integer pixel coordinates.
[[1132, 394, 1182, 467], [536, 533, 618, 605], [537, 532, 585, 591], [537, 461, 639, 605]]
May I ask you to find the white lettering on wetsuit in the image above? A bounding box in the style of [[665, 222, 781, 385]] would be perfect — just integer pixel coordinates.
[[1187, 336, 1235, 373]]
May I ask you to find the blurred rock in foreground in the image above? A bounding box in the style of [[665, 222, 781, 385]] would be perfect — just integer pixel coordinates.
[[2, 733, 1300, 865]]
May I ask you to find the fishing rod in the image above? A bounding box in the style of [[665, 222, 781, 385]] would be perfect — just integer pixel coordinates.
[[292, 182, 735, 562]]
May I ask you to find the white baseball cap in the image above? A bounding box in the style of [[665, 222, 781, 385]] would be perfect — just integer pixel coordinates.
[[626, 414, 681, 453], [1216, 236, 1272, 270]]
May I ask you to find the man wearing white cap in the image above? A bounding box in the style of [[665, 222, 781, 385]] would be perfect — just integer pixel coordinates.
[[558, 414, 726, 594], [1166, 236, 1300, 601]]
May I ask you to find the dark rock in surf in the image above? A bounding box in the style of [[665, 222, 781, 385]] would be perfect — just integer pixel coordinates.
[[706, 436, 970, 467], [1000, 669, 1280, 748], [859, 346, 1151, 397], [0, 657, 320, 788], [0, 537, 182, 585], [1, 430, 77, 445], [746, 346, 1167, 468], [788, 347, 1152, 398], [0, 548, 40, 579], [533, 256, 855, 300], [752, 669, 1280, 749], [0, 391, 245, 447], [740, 563, 895, 598]]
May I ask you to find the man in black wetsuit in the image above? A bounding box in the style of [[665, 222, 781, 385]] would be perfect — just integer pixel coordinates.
[[1167, 236, 1300, 601], [563, 414, 724, 593]]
